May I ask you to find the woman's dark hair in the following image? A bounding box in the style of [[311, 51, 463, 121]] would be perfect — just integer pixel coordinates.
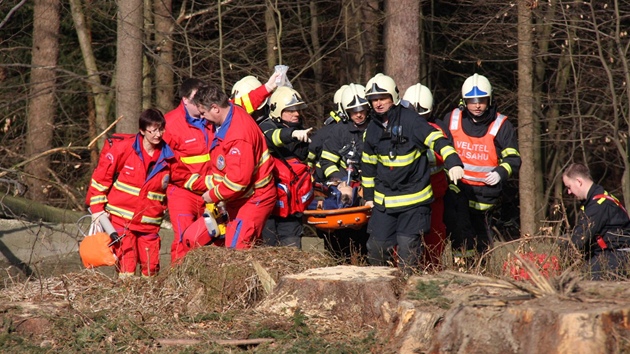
[[138, 108, 166, 131]]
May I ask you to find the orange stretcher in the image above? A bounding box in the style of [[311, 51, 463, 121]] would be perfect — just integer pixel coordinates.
[[303, 205, 372, 231]]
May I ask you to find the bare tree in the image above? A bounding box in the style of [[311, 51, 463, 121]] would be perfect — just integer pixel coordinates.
[[384, 0, 419, 93], [154, 0, 174, 112], [116, 0, 144, 132], [69, 0, 114, 155], [517, 0, 538, 236], [25, 0, 60, 202]]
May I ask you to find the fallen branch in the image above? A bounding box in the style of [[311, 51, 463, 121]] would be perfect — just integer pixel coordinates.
[[157, 337, 274, 346]]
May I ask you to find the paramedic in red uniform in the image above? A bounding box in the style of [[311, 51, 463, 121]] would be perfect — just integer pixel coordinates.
[[164, 74, 278, 261], [441, 74, 521, 266], [86, 108, 175, 277], [179, 83, 277, 249]]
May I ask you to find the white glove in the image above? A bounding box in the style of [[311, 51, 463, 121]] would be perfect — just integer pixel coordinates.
[[484, 171, 501, 186], [91, 210, 106, 222], [292, 128, 313, 143], [364, 200, 374, 208], [448, 166, 464, 185], [264, 72, 281, 92]]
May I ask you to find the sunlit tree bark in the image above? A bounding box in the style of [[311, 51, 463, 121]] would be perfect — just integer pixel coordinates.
[[25, 0, 60, 202], [116, 0, 143, 132], [384, 0, 419, 93]]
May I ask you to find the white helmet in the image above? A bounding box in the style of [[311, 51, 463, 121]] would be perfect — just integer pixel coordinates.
[[231, 75, 267, 110], [341, 83, 369, 113], [365, 73, 400, 105], [333, 84, 349, 112], [461, 74, 492, 104], [269, 86, 307, 120], [403, 83, 433, 116]]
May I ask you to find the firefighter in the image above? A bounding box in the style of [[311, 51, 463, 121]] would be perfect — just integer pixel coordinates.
[[86, 108, 175, 277], [260, 86, 313, 249], [317, 83, 371, 262], [231, 75, 276, 122], [179, 83, 277, 249], [164, 74, 278, 262], [361, 73, 464, 272], [440, 74, 521, 266], [562, 163, 630, 280], [403, 83, 449, 270], [309, 84, 349, 183]]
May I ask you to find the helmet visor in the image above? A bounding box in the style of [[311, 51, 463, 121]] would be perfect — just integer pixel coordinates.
[[465, 97, 489, 104], [284, 93, 307, 111]]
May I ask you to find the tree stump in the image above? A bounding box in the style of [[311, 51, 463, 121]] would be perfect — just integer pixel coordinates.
[[257, 265, 400, 329]]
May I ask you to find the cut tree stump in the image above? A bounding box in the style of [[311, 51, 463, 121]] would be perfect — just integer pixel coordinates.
[[257, 265, 400, 329]]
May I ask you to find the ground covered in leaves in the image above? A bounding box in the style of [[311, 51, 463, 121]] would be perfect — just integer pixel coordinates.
[[0, 246, 387, 353]]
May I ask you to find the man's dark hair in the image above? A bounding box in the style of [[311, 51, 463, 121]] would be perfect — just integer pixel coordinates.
[[179, 78, 205, 99], [563, 163, 592, 180], [191, 83, 230, 109], [138, 108, 166, 130]]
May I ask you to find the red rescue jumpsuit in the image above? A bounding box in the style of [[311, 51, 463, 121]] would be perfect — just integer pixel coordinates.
[[181, 103, 276, 249], [86, 135, 174, 276], [164, 85, 272, 261]]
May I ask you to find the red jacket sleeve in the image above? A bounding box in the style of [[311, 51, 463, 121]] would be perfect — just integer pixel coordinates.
[[85, 146, 125, 212], [232, 85, 271, 114]]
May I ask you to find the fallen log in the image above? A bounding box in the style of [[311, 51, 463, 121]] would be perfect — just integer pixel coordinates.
[[0, 192, 84, 224]]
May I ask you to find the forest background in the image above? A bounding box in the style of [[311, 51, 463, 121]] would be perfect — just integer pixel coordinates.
[[1, 0, 629, 240]]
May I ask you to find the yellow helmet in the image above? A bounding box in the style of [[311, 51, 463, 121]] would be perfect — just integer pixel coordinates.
[[269, 87, 307, 120], [461, 74, 492, 104], [365, 73, 400, 104], [231, 75, 267, 110], [403, 83, 433, 116]]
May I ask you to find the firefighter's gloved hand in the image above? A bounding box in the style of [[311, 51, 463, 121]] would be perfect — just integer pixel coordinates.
[[265, 72, 281, 92], [448, 166, 464, 184], [364, 200, 374, 208], [91, 210, 106, 222], [292, 128, 313, 143], [484, 171, 501, 186]]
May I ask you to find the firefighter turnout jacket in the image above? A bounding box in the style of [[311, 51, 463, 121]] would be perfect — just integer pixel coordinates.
[[259, 118, 310, 162], [361, 104, 463, 213], [320, 120, 366, 182], [86, 134, 175, 233], [572, 183, 630, 255]]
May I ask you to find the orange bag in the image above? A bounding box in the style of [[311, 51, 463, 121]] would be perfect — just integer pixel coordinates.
[[79, 232, 117, 268]]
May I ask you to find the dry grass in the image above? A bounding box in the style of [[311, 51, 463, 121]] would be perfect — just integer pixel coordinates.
[[0, 246, 370, 353]]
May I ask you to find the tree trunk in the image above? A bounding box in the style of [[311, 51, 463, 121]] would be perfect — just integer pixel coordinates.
[[142, 0, 152, 110], [309, 1, 323, 118], [116, 0, 144, 133], [154, 0, 174, 113], [361, 0, 380, 83], [69, 0, 113, 154], [265, 3, 277, 71], [384, 0, 419, 94], [517, 0, 536, 236], [25, 0, 60, 203]]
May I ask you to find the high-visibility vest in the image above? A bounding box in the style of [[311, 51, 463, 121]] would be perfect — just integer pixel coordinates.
[[449, 109, 507, 186]]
